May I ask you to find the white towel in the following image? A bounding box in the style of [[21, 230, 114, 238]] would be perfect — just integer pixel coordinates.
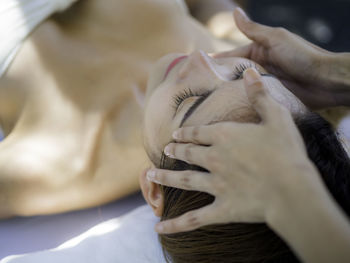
[[0, 0, 77, 77]]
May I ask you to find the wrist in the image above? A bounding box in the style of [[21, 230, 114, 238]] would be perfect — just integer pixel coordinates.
[[319, 52, 350, 106], [265, 164, 350, 263], [265, 161, 323, 227]]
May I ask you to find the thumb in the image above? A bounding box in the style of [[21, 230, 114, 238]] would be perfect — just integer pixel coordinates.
[[243, 68, 281, 123], [234, 8, 272, 47], [212, 44, 253, 59]]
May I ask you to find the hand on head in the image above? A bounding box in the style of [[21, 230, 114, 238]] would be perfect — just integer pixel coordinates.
[[142, 6, 350, 235], [146, 68, 318, 234], [214, 8, 350, 109]]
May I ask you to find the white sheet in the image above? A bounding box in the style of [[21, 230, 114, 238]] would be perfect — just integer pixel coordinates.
[[1, 204, 165, 263], [0, 192, 149, 260]]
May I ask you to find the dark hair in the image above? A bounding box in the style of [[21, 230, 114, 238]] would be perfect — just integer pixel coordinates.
[[157, 112, 350, 263]]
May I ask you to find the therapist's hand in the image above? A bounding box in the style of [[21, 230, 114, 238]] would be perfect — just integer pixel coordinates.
[[146, 68, 320, 234], [215, 8, 350, 109]]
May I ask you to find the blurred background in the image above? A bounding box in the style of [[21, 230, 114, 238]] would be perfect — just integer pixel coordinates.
[[240, 0, 350, 52], [190, 0, 350, 52]]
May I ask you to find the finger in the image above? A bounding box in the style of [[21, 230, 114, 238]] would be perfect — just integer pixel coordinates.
[[172, 125, 215, 145], [164, 143, 209, 168], [146, 169, 212, 193], [233, 7, 274, 47], [212, 44, 253, 59], [243, 68, 291, 124], [155, 204, 219, 234]]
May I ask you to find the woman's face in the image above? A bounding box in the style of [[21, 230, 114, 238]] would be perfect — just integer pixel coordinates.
[[144, 51, 306, 163]]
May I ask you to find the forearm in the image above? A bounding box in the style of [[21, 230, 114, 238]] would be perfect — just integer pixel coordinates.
[[267, 166, 350, 263]]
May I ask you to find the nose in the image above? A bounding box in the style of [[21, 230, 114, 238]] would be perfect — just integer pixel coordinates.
[[178, 50, 222, 79]]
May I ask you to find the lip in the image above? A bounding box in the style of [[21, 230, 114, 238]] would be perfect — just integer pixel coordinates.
[[163, 55, 188, 80]]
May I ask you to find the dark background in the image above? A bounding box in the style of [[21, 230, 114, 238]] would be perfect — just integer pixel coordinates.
[[243, 0, 350, 52]]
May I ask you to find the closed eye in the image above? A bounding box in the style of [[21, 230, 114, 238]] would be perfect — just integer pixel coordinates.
[[231, 62, 274, 80], [172, 88, 212, 114]]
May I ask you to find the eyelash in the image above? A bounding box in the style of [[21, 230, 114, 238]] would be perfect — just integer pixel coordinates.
[[232, 61, 259, 80], [172, 62, 259, 110], [172, 88, 211, 110]]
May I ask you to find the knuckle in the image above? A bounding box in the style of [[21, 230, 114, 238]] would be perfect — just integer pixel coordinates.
[[180, 173, 191, 188], [249, 83, 266, 101], [274, 27, 288, 37], [184, 145, 194, 162], [178, 128, 185, 140], [252, 80, 265, 91], [186, 211, 200, 228], [192, 127, 200, 143]]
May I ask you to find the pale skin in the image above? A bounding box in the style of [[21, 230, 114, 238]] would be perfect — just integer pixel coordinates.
[[0, 0, 235, 218], [141, 8, 350, 263]]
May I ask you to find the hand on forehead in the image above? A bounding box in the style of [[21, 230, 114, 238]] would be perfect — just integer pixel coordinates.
[[143, 52, 307, 161]]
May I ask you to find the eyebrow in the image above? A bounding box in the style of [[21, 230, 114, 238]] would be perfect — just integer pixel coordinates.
[[179, 74, 276, 127], [180, 92, 212, 127]]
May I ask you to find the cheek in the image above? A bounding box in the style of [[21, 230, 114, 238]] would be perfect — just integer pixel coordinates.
[[144, 90, 175, 154], [144, 96, 163, 145]]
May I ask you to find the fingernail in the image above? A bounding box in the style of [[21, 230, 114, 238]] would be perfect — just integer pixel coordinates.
[[243, 68, 261, 86], [155, 223, 164, 233], [146, 170, 156, 181], [172, 130, 180, 140], [164, 145, 174, 158], [236, 7, 250, 21]]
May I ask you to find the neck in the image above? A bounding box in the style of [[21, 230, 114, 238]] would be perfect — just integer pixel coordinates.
[[55, 0, 186, 42]]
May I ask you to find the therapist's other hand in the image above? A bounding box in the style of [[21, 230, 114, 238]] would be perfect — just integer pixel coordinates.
[[147, 68, 319, 234], [215, 8, 345, 109]]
